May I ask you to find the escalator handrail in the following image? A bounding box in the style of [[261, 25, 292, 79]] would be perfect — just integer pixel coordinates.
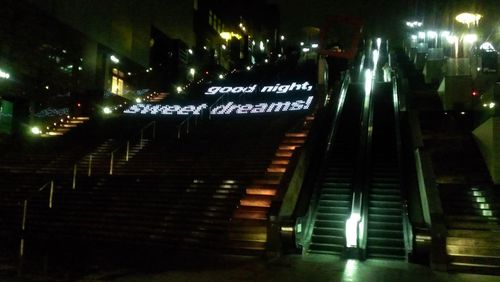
[[355, 69, 375, 254], [296, 70, 352, 249], [392, 75, 414, 256]]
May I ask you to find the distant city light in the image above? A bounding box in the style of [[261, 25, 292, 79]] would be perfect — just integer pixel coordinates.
[[302, 48, 310, 52], [455, 13, 482, 27], [280, 35, 285, 41], [0, 68, 10, 79], [218, 74, 224, 79], [489, 102, 496, 109], [464, 34, 478, 43], [426, 31, 437, 39], [188, 49, 193, 54], [189, 68, 196, 76], [45, 85, 50, 90], [480, 42, 496, 52], [259, 41, 265, 51], [220, 31, 242, 40], [103, 107, 112, 114], [418, 32, 425, 39], [110, 55, 120, 64], [127, 72, 132, 76], [440, 31, 450, 38], [311, 43, 319, 48], [221, 44, 227, 50], [246, 66, 251, 71], [300, 42, 304, 46], [31, 126, 41, 135], [176, 86, 183, 93], [135, 98, 142, 103], [406, 21, 423, 28], [446, 35, 458, 44], [264, 59, 269, 63]]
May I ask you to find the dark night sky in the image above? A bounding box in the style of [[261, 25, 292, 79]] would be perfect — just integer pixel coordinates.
[[269, 0, 415, 39]]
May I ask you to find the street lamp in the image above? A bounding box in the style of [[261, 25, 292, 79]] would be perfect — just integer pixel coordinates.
[[455, 13, 482, 28]]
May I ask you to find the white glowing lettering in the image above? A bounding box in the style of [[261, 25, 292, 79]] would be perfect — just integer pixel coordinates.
[[210, 96, 313, 115], [124, 97, 313, 116], [124, 104, 207, 115], [204, 82, 312, 95]]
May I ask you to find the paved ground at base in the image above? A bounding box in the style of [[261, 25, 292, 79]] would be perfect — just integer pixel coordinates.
[[3, 254, 498, 282]]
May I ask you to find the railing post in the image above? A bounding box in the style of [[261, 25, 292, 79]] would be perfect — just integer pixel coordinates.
[[186, 118, 190, 135], [19, 199, 27, 258], [126, 141, 130, 161], [88, 154, 92, 177], [109, 151, 114, 175], [152, 121, 156, 140], [177, 125, 181, 139], [140, 130, 144, 149], [49, 181, 54, 209], [72, 164, 77, 190]]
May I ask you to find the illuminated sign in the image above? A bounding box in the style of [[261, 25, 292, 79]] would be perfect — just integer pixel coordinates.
[[124, 96, 313, 116], [205, 82, 313, 95], [34, 107, 70, 118]]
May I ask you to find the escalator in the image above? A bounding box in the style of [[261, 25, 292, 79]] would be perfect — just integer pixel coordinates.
[[306, 83, 364, 254], [365, 82, 407, 259]]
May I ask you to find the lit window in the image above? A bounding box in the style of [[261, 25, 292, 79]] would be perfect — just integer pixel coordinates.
[[111, 68, 124, 95]]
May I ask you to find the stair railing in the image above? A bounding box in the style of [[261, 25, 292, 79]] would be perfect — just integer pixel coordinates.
[[176, 90, 231, 139], [71, 120, 156, 186], [18, 180, 54, 260]]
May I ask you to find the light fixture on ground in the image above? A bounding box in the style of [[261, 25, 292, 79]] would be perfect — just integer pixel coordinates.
[[176, 86, 183, 93]]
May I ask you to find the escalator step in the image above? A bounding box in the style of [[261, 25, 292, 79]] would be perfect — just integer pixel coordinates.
[[308, 242, 344, 254], [368, 207, 401, 216], [367, 237, 405, 248], [369, 200, 401, 208], [314, 220, 344, 229], [311, 234, 344, 245], [312, 227, 344, 237], [368, 216, 403, 227], [367, 229, 404, 239]]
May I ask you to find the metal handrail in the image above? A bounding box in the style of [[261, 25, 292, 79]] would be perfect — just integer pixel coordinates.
[[19, 180, 55, 259], [176, 90, 231, 139], [72, 120, 156, 185]]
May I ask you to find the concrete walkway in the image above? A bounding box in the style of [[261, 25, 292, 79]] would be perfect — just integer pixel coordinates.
[[73, 254, 498, 282]]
